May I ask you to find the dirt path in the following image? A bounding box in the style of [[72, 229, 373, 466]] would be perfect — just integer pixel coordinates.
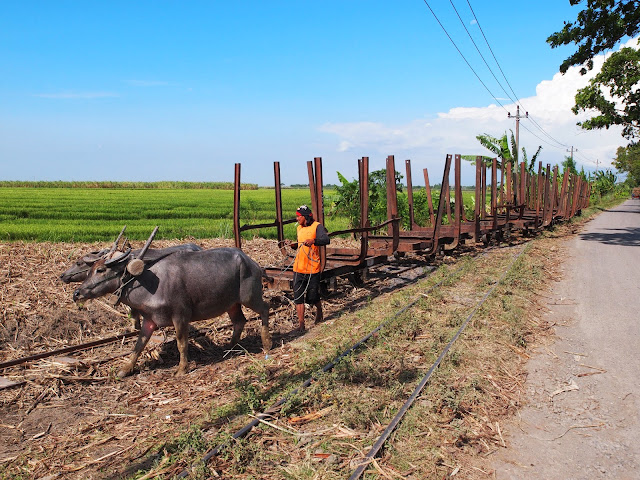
[[491, 200, 640, 479]]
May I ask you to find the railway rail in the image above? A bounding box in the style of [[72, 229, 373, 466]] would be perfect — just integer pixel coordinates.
[[175, 243, 528, 478], [0, 253, 436, 387], [233, 154, 589, 292], [4, 152, 579, 383], [1, 154, 590, 478]]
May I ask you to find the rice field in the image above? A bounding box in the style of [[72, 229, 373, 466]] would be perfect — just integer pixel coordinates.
[[0, 187, 349, 242], [0, 184, 481, 242]]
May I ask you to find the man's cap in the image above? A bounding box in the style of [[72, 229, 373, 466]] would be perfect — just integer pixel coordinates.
[[296, 205, 312, 217]]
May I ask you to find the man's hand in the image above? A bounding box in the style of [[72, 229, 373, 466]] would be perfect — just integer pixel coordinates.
[[303, 239, 314, 247]]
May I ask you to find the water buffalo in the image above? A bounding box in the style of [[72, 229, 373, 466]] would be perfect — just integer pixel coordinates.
[[73, 247, 272, 377], [59, 243, 202, 283]]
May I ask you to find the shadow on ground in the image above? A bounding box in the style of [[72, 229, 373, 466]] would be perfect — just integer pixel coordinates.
[[579, 227, 640, 247]]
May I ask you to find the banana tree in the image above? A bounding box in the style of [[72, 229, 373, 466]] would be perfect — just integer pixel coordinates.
[[463, 130, 542, 172]]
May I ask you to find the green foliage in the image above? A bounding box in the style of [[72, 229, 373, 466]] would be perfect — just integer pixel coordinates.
[[332, 168, 406, 228], [0, 187, 351, 242], [548, 1, 640, 139], [463, 130, 542, 170], [522, 145, 543, 173], [0, 180, 257, 189], [164, 425, 209, 456], [369, 168, 404, 226], [591, 169, 619, 197], [572, 47, 640, 139], [234, 378, 263, 412], [562, 155, 579, 176], [332, 169, 478, 229], [547, 0, 640, 74], [614, 143, 640, 186], [332, 172, 361, 228]]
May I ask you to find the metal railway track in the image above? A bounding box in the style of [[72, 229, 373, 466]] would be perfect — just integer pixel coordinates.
[[0, 255, 435, 385], [175, 242, 526, 478]]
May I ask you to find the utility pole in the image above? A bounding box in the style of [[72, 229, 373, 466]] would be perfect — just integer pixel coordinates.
[[508, 105, 528, 165], [566, 146, 578, 173]]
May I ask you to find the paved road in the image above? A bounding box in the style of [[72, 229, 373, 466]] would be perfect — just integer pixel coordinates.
[[492, 199, 640, 479]]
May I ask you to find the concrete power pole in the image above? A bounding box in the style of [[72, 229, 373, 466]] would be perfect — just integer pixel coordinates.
[[508, 105, 528, 166], [566, 146, 578, 173]]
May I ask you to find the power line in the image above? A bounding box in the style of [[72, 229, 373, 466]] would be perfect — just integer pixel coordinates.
[[519, 121, 568, 150], [449, 0, 517, 105], [526, 115, 568, 149], [465, 0, 522, 109], [420, 0, 509, 113], [576, 150, 601, 167], [423, 0, 579, 157], [465, 0, 571, 150]]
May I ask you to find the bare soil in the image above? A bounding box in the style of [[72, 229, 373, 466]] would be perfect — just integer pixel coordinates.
[[0, 237, 437, 479], [4, 216, 624, 479]]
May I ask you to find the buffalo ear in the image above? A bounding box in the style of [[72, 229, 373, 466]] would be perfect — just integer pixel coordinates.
[[126, 258, 145, 276]]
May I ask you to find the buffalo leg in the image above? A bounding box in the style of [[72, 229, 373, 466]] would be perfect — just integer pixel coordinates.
[[119, 318, 157, 378], [259, 304, 272, 351], [173, 318, 190, 376], [227, 304, 247, 346], [131, 309, 142, 330], [244, 298, 271, 351]]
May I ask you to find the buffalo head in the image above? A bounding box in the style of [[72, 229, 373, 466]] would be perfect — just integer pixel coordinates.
[[59, 249, 109, 283], [60, 225, 127, 283], [73, 249, 132, 302]]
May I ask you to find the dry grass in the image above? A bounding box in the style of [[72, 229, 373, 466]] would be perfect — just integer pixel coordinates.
[[0, 213, 598, 479]]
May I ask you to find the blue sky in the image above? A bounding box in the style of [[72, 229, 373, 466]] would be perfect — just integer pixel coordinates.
[[0, 1, 633, 185]]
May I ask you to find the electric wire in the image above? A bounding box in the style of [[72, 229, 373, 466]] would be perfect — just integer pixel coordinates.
[[465, 0, 571, 150], [519, 121, 567, 150], [450, 0, 516, 105], [526, 115, 569, 149], [465, 0, 522, 109], [426, 0, 575, 153], [420, 0, 509, 113]]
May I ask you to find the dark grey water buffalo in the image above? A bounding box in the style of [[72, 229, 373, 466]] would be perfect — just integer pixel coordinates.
[[59, 243, 202, 283], [73, 247, 272, 377]]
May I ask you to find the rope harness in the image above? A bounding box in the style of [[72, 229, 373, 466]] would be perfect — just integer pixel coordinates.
[[292, 241, 321, 303], [264, 241, 321, 303], [83, 267, 136, 305]]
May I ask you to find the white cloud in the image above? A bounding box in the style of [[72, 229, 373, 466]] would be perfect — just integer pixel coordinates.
[[318, 38, 639, 177]]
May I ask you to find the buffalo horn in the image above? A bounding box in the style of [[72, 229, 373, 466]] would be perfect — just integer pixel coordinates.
[[105, 248, 132, 266], [125, 226, 158, 276], [81, 252, 104, 264], [108, 225, 127, 254], [137, 226, 159, 261]]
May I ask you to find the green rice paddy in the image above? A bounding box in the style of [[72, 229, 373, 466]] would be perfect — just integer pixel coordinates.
[[0, 187, 349, 242], [0, 184, 478, 242]]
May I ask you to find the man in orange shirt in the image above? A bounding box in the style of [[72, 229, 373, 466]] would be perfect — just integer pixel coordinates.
[[288, 205, 330, 331]]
